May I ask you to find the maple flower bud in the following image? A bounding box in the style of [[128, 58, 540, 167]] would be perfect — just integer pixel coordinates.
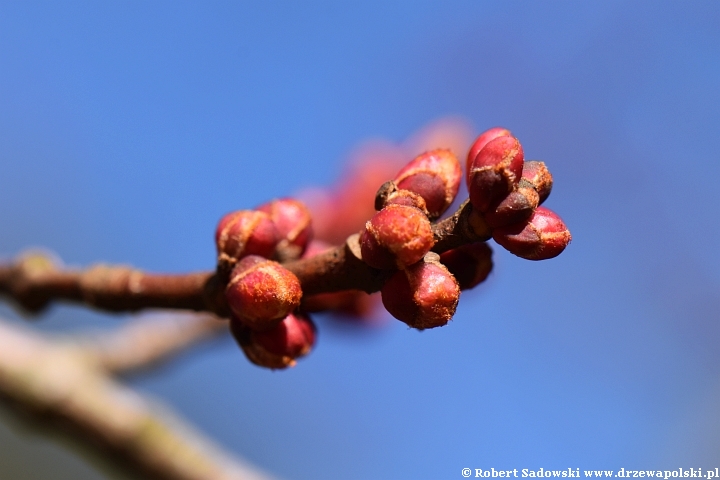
[[492, 206, 571, 260], [360, 204, 435, 269], [467, 135, 524, 213], [439, 242, 493, 290], [483, 179, 540, 228], [521, 160, 553, 204], [231, 312, 316, 369], [256, 198, 313, 260], [381, 255, 460, 330], [393, 149, 462, 219], [466, 127, 512, 175], [215, 210, 279, 273], [225, 255, 302, 329], [385, 189, 429, 214]]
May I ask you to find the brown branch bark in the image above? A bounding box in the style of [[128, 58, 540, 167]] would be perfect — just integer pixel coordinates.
[[0, 317, 272, 480], [0, 201, 491, 317]]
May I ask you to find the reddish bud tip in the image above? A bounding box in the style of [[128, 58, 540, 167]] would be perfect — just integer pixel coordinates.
[[216, 210, 279, 272], [225, 256, 303, 329], [521, 161, 553, 205], [466, 127, 512, 176], [381, 258, 460, 330], [468, 135, 524, 212], [439, 242, 493, 290], [492, 206, 571, 260], [483, 179, 540, 228], [393, 149, 462, 219], [231, 312, 316, 369], [384, 189, 429, 215], [257, 198, 313, 260], [360, 204, 435, 269]]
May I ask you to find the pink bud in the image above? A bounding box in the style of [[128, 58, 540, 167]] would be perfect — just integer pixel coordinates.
[[215, 210, 279, 272], [467, 135, 524, 213], [393, 149, 462, 219], [439, 242, 493, 290], [225, 256, 303, 329], [492, 206, 571, 260], [521, 161, 553, 205], [381, 258, 460, 330], [256, 198, 313, 260], [360, 204, 435, 269], [231, 312, 316, 369], [466, 127, 512, 175], [383, 188, 429, 216], [483, 180, 539, 228]]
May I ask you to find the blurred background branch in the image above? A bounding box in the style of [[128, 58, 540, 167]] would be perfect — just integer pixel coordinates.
[[0, 313, 269, 480]]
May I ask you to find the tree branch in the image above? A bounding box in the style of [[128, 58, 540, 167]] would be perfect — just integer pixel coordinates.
[[0, 317, 272, 480], [0, 202, 491, 317], [74, 313, 227, 374]]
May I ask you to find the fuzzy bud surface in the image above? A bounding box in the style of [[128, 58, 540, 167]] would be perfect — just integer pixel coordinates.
[[381, 258, 460, 330], [257, 198, 313, 260], [225, 255, 302, 329], [360, 204, 435, 269], [393, 149, 461, 219], [215, 210, 279, 272]]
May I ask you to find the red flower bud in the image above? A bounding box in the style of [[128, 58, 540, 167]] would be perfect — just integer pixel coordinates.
[[225, 256, 303, 329], [231, 312, 316, 369], [468, 135, 524, 213], [439, 242, 493, 290], [466, 127, 512, 176], [384, 189, 429, 215], [393, 149, 462, 219], [215, 210, 279, 272], [483, 179, 540, 228], [256, 198, 313, 260], [360, 204, 435, 269], [492, 206, 571, 260], [521, 161, 553, 205], [381, 256, 460, 330]]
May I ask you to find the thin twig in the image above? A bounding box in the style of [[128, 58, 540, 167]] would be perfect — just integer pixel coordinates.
[[0, 202, 490, 317]]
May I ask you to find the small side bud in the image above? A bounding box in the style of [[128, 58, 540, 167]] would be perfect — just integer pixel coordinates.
[[384, 189, 429, 215], [439, 242, 493, 290], [492, 206, 571, 260], [216, 210, 279, 273], [466, 127, 512, 175], [393, 149, 462, 219], [381, 257, 460, 330], [256, 198, 313, 260], [360, 204, 435, 269], [483, 179, 540, 228], [225, 256, 302, 329], [521, 161, 553, 204], [231, 312, 316, 369], [468, 135, 524, 213]]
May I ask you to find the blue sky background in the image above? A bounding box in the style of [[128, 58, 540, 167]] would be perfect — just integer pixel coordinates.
[[1, 2, 720, 479]]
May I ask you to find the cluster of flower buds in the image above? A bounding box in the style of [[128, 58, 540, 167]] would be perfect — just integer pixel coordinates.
[[359, 150, 464, 329], [215, 125, 571, 367], [357, 131, 570, 329], [215, 199, 316, 369], [466, 127, 571, 260]]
